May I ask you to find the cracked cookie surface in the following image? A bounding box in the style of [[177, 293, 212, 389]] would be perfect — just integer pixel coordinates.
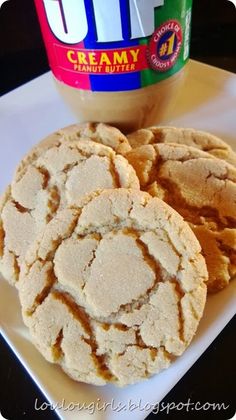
[[126, 143, 236, 292], [16, 122, 131, 175], [128, 127, 236, 167], [0, 126, 138, 286], [18, 189, 207, 386]]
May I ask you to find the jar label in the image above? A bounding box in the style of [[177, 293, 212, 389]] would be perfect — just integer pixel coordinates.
[[34, 0, 192, 92]]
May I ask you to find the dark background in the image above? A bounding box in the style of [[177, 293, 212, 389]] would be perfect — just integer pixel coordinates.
[[0, 1, 236, 419]]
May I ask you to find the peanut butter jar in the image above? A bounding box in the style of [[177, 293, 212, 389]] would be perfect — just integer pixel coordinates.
[[35, 0, 192, 133]]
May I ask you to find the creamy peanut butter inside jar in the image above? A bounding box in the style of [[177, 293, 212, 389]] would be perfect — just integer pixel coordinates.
[[34, 0, 192, 133]]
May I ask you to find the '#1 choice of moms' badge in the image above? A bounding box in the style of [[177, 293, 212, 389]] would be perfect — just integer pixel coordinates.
[[147, 19, 183, 72]]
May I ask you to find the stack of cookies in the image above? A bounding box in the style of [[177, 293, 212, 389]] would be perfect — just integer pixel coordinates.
[[0, 123, 235, 386]]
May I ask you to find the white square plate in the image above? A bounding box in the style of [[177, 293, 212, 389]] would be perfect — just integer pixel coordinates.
[[0, 60, 236, 420]]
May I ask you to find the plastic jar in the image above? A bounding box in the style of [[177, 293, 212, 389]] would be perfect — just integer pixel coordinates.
[[34, 0, 192, 133]]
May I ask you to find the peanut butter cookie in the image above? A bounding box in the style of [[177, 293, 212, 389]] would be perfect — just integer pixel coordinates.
[[126, 143, 236, 292], [16, 122, 131, 176], [18, 189, 207, 386], [128, 127, 236, 167], [0, 128, 138, 286]]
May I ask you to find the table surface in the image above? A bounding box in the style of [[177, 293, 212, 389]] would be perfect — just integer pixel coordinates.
[[0, 1, 236, 420]]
